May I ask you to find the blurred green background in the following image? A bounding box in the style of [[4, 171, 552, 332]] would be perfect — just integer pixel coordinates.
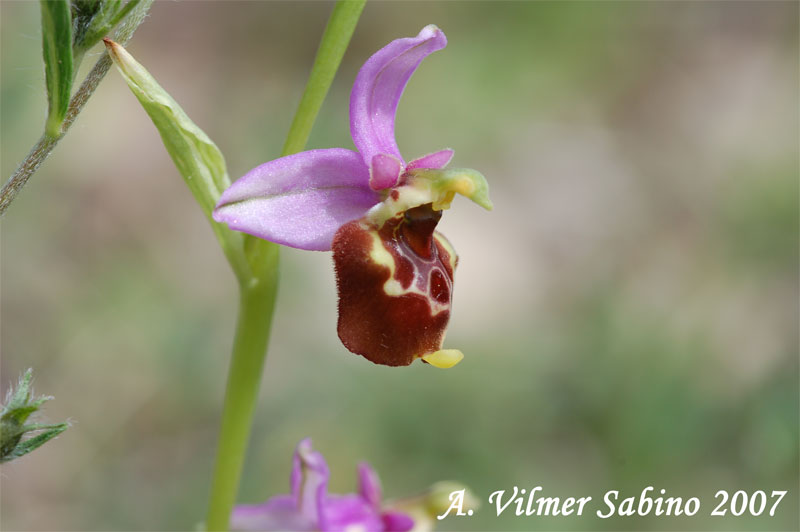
[[1, 1, 798, 531]]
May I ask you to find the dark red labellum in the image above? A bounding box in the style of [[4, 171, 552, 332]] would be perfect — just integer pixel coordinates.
[[332, 204, 457, 366]]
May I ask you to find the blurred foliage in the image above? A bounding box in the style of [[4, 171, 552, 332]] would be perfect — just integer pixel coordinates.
[[716, 165, 798, 272], [1, 1, 797, 531]]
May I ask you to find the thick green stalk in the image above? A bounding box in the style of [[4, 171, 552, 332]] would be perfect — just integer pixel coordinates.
[[204, 2, 366, 530], [205, 246, 279, 532]]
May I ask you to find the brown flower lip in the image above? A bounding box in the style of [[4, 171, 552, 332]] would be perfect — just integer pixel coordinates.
[[333, 203, 457, 367]]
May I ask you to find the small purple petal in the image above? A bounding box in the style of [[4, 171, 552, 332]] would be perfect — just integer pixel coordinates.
[[231, 440, 421, 532], [381, 511, 415, 532], [213, 149, 378, 251], [357, 462, 382, 510], [320, 495, 384, 532], [291, 438, 330, 525], [350, 25, 447, 167], [369, 154, 403, 190], [407, 148, 454, 171], [231, 496, 315, 532]]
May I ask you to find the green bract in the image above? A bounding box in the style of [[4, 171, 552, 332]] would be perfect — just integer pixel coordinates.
[[104, 39, 255, 281], [1, 369, 68, 463]]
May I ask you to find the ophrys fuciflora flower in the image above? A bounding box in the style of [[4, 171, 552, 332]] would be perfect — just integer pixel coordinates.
[[214, 26, 491, 368]]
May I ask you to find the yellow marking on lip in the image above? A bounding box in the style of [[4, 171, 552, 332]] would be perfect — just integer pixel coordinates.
[[433, 232, 458, 272], [367, 229, 451, 315], [368, 230, 396, 272]]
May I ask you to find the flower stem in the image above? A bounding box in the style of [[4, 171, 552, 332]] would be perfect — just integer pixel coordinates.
[[0, 0, 153, 216], [282, 0, 366, 156], [204, 2, 365, 530], [204, 248, 279, 532]]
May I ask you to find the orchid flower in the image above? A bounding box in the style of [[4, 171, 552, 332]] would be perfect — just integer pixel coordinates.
[[213, 25, 492, 368], [231, 438, 415, 532]]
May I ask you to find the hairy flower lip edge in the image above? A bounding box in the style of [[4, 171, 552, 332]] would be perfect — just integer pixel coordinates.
[[332, 208, 459, 368]]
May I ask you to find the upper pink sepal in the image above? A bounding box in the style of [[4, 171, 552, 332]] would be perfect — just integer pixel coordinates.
[[212, 148, 378, 251], [369, 153, 403, 190], [407, 149, 454, 171], [350, 25, 447, 168]]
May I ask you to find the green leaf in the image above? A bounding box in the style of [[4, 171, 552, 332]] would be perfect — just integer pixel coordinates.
[[3, 405, 40, 425], [1, 370, 68, 463], [74, 0, 141, 62], [71, 0, 103, 47], [41, 0, 74, 138], [0, 423, 68, 463], [104, 39, 251, 281], [3, 368, 34, 411]]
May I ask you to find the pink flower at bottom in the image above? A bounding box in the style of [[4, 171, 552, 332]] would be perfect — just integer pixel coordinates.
[[231, 439, 414, 532]]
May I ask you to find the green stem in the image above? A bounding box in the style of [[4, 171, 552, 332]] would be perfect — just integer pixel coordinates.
[[282, 0, 366, 156], [0, 0, 153, 216], [205, 247, 279, 532], [204, 2, 366, 530]]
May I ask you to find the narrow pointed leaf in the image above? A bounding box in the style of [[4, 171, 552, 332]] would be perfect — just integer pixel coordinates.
[[0, 422, 68, 463], [1, 369, 69, 463], [104, 39, 251, 280], [4, 369, 34, 411], [2, 405, 40, 425], [104, 39, 226, 214], [41, 0, 74, 137]]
